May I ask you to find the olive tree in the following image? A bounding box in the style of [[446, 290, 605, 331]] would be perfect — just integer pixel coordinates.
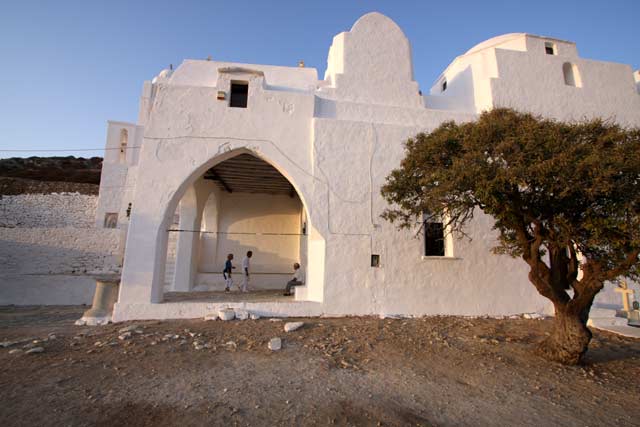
[[381, 108, 640, 365]]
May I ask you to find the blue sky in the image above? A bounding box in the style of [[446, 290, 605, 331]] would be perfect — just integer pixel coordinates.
[[0, 0, 638, 158]]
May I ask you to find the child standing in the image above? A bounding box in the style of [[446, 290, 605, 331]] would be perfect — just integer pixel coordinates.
[[241, 251, 253, 293], [223, 254, 236, 292]]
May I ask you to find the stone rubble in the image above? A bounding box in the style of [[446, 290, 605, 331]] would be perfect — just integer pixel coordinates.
[[235, 309, 249, 320], [284, 322, 304, 332], [25, 347, 44, 354], [268, 337, 282, 351], [0, 337, 37, 348], [218, 309, 235, 321]]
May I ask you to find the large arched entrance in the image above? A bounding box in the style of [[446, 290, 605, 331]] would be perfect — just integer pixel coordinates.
[[163, 152, 309, 298], [155, 150, 321, 303], [116, 141, 325, 316]]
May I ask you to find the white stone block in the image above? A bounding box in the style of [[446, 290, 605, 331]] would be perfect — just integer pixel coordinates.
[[218, 308, 235, 321], [235, 309, 249, 320], [268, 337, 282, 351], [284, 322, 304, 332]]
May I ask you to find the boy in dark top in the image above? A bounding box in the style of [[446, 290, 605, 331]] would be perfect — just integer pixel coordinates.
[[223, 253, 236, 292]]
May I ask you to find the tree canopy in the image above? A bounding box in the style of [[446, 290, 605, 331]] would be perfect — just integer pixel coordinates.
[[381, 108, 640, 364]]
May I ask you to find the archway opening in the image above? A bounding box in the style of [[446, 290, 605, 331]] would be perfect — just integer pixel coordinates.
[[162, 152, 311, 302]]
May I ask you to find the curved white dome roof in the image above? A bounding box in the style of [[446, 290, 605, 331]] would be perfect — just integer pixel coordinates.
[[464, 33, 526, 55], [152, 68, 173, 84]]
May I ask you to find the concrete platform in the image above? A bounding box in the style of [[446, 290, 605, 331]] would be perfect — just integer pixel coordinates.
[[112, 289, 323, 322], [588, 307, 640, 339]]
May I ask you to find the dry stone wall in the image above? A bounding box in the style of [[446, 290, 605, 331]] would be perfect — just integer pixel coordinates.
[[0, 193, 120, 305]]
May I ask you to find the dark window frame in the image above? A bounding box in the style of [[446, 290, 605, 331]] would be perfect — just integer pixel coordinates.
[[229, 81, 249, 108], [423, 217, 445, 257]]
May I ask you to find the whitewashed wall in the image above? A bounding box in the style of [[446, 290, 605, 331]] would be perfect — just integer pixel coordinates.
[[0, 193, 120, 305]]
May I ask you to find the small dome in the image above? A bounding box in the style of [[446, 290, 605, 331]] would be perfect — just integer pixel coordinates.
[[464, 33, 526, 55], [152, 68, 173, 84]]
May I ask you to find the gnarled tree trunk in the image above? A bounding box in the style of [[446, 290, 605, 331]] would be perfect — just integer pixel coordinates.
[[537, 305, 592, 365]]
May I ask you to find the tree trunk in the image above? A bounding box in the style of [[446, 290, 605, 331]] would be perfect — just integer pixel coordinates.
[[537, 306, 592, 365]]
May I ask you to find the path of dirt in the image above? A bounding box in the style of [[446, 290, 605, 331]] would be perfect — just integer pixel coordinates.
[[1, 306, 639, 426]]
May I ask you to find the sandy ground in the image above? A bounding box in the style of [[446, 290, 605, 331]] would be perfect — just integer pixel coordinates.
[[1, 306, 639, 427]]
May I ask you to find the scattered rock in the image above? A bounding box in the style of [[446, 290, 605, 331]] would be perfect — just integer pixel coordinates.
[[118, 332, 132, 340], [219, 309, 235, 321], [379, 314, 402, 319], [8, 349, 23, 355], [523, 313, 544, 320], [25, 347, 44, 354], [284, 322, 304, 332], [269, 318, 283, 322], [235, 309, 249, 320], [268, 337, 282, 351], [1, 337, 37, 348], [223, 341, 237, 350], [118, 325, 141, 334], [250, 313, 261, 320]]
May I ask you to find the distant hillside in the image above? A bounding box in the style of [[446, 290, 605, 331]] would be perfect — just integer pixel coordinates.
[[0, 156, 102, 195], [0, 156, 102, 184]]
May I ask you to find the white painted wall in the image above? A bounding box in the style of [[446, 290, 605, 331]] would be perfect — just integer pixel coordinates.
[[104, 12, 640, 321]]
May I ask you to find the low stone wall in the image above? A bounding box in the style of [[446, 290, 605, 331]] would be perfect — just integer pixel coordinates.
[[0, 193, 120, 305]]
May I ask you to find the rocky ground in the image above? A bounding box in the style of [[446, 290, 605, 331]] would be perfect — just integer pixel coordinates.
[[1, 306, 639, 427]]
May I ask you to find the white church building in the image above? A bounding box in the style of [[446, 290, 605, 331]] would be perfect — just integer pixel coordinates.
[[96, 12, 640, 321]]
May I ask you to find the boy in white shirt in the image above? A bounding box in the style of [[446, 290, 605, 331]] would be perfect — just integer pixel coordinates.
[[241, 251, 252, 293], [283, 262, 304, 296]]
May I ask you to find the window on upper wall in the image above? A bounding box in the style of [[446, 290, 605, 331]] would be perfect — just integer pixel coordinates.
[[545, 42, 556, 55], [563, 62, 582, 87], [441, 79, 447, 92], [119, 129, 128, 163], [230, 82, 248, 108], [423, 213, 445, 256]]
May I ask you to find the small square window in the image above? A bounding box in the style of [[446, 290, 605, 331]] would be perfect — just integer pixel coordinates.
[[230, 82, 248, 108], [371, 254, 380, 267], [424, 222, 445, 256], [104, 213, 118, 229], [545, 42, 556, 55]]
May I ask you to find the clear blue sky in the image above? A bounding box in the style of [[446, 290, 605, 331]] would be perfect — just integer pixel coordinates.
[[0, 0, 638, 158]]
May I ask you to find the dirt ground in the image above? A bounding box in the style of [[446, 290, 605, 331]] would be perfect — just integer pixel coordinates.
[[0, 306, 639, 427]]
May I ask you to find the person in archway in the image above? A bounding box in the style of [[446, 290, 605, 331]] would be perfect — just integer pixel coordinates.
[[283, 262, 304, 296], [241, 251, 253, 293], [223, 253, 235, 292]]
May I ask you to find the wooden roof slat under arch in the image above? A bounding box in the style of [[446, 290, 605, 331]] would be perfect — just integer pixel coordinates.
[[203, 153, 297, 197]]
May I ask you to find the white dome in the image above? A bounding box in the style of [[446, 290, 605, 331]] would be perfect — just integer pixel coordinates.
[[464, 33, 526, 55], [152, 68, 173, 84]]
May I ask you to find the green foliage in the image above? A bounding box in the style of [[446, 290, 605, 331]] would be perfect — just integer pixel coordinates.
[[382, 108, 640, 286]]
